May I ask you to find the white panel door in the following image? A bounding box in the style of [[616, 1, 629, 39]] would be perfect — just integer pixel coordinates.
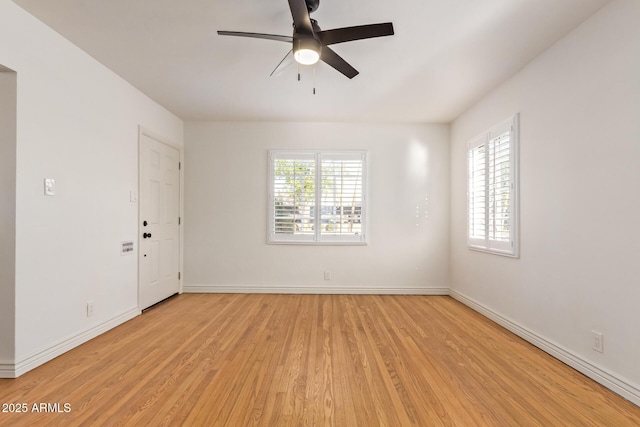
[[139, 133, 180, 310]]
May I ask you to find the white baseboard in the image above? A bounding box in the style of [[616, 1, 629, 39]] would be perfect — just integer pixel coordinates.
[[0, 308, 140, 379], [0, 360, 14, 378], [449, 289, 640, 407], [183, 284, 449, 295]]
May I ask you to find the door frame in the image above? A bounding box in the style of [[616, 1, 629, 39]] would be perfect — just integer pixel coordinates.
[[138, 126, 184, 308]]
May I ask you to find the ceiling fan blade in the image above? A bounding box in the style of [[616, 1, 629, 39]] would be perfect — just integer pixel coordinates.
[[320, 47, 359, 79], [317, 23, 394, 45], [288, 0, 314, 35], [217, 31, 293, 43], [270, 50, 294, 77]]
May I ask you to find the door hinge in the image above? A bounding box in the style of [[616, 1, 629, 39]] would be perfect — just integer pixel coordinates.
[[178, 272, 181, 280], [178, 216, 181, 225], [178, 162, 181, 170]]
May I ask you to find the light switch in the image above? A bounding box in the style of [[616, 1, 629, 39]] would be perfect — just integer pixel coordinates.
[[130, 190, 138, 202], [44, 178, 55, 196]]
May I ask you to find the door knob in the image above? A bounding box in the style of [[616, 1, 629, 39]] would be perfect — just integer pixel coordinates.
[[143, 232, 152, 239]]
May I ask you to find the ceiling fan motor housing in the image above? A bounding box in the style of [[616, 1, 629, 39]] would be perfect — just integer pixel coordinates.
[[305, 0, 320, 13]]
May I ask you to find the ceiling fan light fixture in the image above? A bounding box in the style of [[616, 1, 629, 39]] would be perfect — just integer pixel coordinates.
[[293, 38, 322, 65], [294, 48, 320, 65]]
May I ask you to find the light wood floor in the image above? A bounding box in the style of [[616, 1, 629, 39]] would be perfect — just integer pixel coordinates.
[[1, 294, 639, 426]]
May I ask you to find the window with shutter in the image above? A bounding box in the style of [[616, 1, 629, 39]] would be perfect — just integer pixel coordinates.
[[269, 151, 368, 245], [467, 114, 519, 257]]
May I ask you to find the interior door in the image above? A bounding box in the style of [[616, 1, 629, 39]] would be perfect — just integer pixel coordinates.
[[139, 132, 180, 310]]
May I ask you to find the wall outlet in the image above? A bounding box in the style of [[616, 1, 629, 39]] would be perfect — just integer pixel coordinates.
[[592, 330, 604, 353], [87, 301, 95, 317], [44, 178, 55, 196], [324, 271, 331, 280]]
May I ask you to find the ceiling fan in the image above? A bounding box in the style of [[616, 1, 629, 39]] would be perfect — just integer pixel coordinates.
[[217, 0, 394, 79]]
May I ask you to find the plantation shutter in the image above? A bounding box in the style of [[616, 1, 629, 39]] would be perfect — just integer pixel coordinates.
[[270, 152, 316, 242], [488, 129, 511, 243], [467, 115, 518, 256], [320, 153, 366, 242], [468, 137, 487, 243], [268, 151, 368, 244]]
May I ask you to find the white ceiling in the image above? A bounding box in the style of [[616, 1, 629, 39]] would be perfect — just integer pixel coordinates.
[[14, 0, 609, 122]]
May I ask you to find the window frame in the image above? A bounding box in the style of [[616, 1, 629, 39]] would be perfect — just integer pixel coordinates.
[[467, 114, 520, 257], [268, 150, 368, 245]]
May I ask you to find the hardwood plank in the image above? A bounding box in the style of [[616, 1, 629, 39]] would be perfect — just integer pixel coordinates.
[[1, 294, 639, 426]]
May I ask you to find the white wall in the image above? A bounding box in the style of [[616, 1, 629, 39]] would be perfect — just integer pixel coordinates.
[[0, 68, 17, 363], [184, 122, 449, 293], [450, 0, 640, 402], [0, 0, 183, 374]]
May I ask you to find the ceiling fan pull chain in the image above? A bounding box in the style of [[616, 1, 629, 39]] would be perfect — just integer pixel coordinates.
[[313, 67, 316, 95]]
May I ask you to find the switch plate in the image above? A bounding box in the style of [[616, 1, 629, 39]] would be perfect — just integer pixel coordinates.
[[130, 190, 138, 202], [324, 271, 331, 280], [44, 178, 55, 196]]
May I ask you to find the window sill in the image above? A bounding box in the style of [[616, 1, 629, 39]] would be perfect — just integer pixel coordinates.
[[468, 245, 519, 258], [268, 241, 368, 246]]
